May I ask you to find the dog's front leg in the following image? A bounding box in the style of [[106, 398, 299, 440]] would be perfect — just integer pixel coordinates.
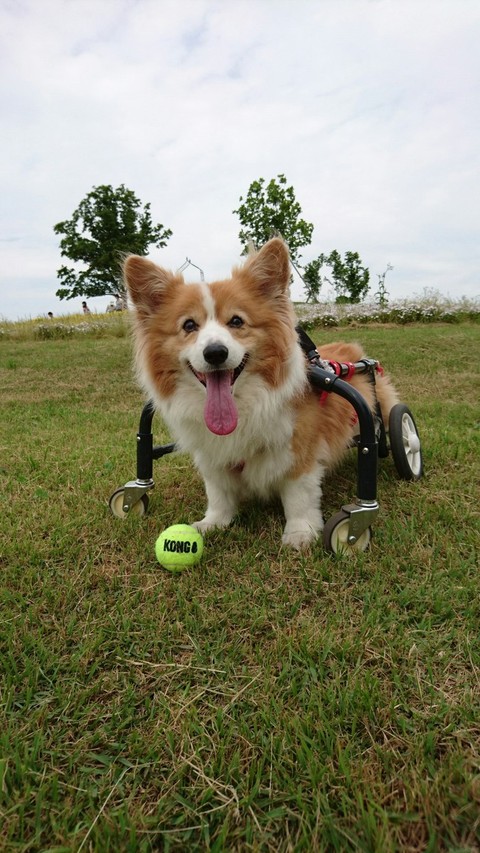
[[192, 471, 239, 533], [280, 467, 325, 550]]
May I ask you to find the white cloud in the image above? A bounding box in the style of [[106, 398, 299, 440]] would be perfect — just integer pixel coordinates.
[[1, 0, 479, 319]]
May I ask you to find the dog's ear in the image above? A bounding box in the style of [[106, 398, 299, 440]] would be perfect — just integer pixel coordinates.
[[242, 238, 291, 296], [123, 256, 178, 314]]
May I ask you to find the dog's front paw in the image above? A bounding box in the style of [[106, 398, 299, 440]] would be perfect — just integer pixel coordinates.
[[192, 516, 232, 534], [282, 519, 322, 551]]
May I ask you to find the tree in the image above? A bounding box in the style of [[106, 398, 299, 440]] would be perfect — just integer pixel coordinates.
[[301, 255, 326, 303], [54, 184, 172, 301], [324, 250, 370, 303], [233, 174, 314, 264]]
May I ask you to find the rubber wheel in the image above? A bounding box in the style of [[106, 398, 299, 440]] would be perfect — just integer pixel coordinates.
[[109, 488, 149, 518], [389, 404, 423, 481], [323, 510, 372, 554]]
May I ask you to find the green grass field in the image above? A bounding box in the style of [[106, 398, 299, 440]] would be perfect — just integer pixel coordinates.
[[1, 321, 479, 851]]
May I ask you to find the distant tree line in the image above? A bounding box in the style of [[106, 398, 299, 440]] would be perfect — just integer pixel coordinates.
[[54, 176, 389, 304]]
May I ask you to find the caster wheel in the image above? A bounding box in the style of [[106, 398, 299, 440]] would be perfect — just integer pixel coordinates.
[[109, 488, 149, 518], [389, 404, 423, 481], [323, 510, 372, 554]]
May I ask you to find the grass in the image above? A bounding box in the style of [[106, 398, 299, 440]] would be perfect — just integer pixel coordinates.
[[1, 319, 479, 851], [0, 312, 128, 342]]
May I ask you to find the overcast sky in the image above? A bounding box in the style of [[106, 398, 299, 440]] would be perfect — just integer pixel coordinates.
[[1, 0, 479, 320]]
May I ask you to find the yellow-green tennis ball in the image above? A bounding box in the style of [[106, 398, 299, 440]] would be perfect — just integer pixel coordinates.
[[155, 524, 204, 571]]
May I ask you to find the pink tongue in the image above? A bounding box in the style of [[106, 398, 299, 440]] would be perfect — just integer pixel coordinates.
[[204, 371, 238, 435]]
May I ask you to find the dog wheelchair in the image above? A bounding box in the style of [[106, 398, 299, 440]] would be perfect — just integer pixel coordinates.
[[109, 327, 423, 554]]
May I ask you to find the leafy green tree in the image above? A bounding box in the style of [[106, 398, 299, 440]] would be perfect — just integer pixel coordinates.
[[233, 174, 314, 264], [301, 255, 326, 302], [324, 250, 370, 303], [54, 184, 172, 301]]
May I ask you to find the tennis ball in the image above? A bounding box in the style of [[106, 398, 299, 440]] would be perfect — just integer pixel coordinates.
[[155, 524, 204, 571]]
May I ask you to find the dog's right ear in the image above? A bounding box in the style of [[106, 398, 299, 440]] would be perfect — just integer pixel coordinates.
[[123, 256, 177, 314], [241, 238, 291, 297]]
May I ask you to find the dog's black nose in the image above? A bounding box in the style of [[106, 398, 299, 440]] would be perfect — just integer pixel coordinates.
[[203, 343, 228, 366]]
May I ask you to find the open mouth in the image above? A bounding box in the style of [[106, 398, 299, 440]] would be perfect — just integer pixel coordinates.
[[188, 354, 248, 387], [188, 355, 248, 436]]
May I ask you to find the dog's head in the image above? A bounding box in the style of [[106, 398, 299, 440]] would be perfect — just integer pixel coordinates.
[[124, 238, 298, 435]]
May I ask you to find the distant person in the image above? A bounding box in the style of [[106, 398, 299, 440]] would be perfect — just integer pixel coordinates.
[[47, 311, 53, 319], [114, 295, 123, 311], [82, 301, 91, 314]]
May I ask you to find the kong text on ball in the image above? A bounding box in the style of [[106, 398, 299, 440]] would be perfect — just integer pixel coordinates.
[[155, 524, 204, 571]]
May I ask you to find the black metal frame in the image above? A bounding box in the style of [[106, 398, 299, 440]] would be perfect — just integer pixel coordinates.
[[136, 400, 175, 484], [307, 362, 380, 504]]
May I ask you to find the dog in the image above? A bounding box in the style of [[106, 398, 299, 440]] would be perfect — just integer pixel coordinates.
[[124, 238, 399, 550]]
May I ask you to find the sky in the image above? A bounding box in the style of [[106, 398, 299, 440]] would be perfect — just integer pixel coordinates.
[[1, 0, 479, 320]]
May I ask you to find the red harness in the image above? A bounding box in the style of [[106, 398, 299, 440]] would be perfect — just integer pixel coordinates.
[[318, 360, 356, 409]]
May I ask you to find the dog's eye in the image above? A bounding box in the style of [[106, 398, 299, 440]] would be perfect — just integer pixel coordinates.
[[228, 315, 244, 328], [183, 319, 198, 333]]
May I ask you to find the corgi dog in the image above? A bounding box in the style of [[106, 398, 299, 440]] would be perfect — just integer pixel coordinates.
[[124, 238, 398, 550]]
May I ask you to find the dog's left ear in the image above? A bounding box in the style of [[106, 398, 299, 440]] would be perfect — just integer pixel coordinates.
[[242, 238, 291, 296]]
